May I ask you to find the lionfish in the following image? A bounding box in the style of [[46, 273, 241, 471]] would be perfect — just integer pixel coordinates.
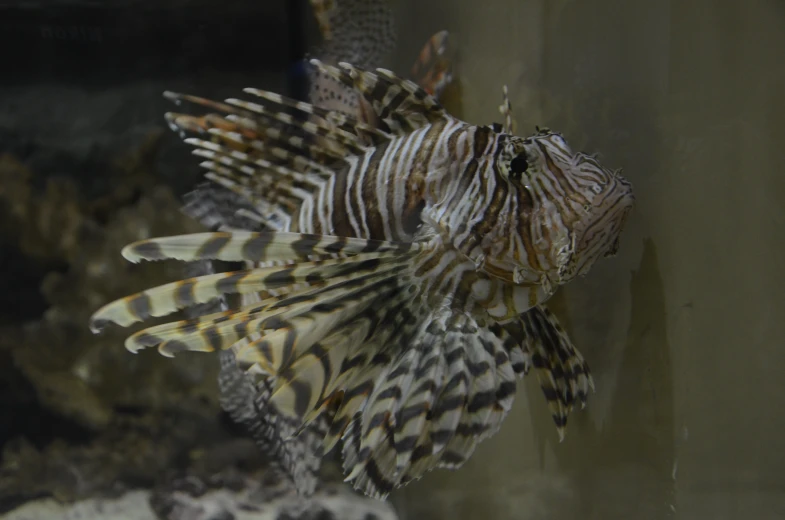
[[167, 0, 455, 500], [90, 50, 634, 503]]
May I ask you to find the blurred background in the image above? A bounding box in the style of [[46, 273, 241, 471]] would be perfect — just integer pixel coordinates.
[[1, 1, 784, 519]]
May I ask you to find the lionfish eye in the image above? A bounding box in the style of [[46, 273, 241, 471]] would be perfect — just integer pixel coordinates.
[[509, 153, 529, 179]]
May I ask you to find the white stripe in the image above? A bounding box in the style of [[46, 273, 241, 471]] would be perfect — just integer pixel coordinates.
[[343, 156, 363, 237], [319, 170, 337, 234]]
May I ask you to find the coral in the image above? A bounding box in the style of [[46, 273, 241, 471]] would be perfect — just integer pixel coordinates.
[[0, 136, 232, 509], [0, 408, 230, 509], [0, 145, 220, 432]]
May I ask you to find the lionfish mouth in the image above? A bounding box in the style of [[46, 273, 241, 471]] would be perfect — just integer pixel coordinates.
[[568, 174, 635, 276], [605, 201, 634, 257]]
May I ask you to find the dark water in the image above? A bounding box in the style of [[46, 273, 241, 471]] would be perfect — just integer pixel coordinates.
[[392, 0, 785, 518]]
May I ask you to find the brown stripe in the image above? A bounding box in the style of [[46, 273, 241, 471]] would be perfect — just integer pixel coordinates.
[[128, 293, 152, 321], [467, 390, 496, 413], [473, 125, 493, 157], [397, 403, 429, 427], [514, 188, 540, 271], [132, 332, 162, 348], [202, 327, 223, 351], [468, 161, 510, 244], [428, 253, 462, 301], [359, 141, 391, 240], [363, 455, 395, 495], [241, 233, 274, 262], [216, 272, 247, 295], [394, 434, 420, 453], [536, 139, 589, 209], [413, 249, 443, 281], [387, 141, 407, 240], [129, 240, 165, 260], [291, 233, 321, 257], [264, 267, 296, 287], [369, 75, 390, 107], [330, 165, 352, 237], [197, 234, 231, 259], [174, 280, 197, 308], [416, 120, 449, 173], [440, 450, 466, 465], [381, 88, 409, 122], [324, 235, 348, 254], [290, 378, 313, 419], [309, 343, 333, 400]]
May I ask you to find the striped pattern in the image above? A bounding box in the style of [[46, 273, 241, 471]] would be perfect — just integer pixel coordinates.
[[217, 347, 328, 497], [173, 7, 457, 499], [306, 0, 396, 129], [90, 61, 634, 499], [409, 30, 453, 98], [166, 5, 458, 499]]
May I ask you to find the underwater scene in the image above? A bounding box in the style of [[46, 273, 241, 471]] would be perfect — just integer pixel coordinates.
[[0, 1, 783, 519]]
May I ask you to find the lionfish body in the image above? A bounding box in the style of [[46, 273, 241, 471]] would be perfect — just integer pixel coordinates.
[[173, 1, 456, 500], [90, 61, 634, 499]]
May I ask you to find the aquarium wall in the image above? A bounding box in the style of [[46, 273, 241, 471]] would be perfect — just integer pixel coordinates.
[[393, 0, 785, 519], [1, 0, 784, 519]]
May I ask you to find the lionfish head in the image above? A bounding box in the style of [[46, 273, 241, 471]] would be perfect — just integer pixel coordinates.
[[486, 128, 635, 286]]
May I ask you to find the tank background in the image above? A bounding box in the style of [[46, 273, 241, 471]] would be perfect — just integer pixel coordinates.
[[390, 0, 785, 519], [0, 0, 322, 513]]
